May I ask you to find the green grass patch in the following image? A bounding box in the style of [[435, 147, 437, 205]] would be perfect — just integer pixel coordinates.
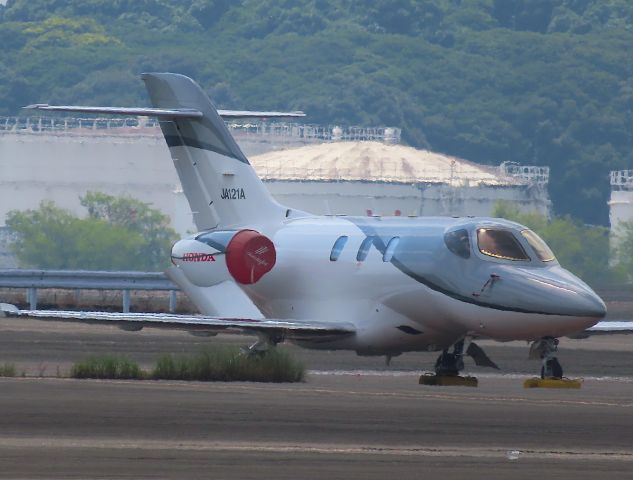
[[0, 363, 16, 377], [70, 355, 144, 380], [152, 347, 305, 383]]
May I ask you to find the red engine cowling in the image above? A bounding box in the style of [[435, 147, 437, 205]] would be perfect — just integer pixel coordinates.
[[171, 229, 276, 287], [225, 230, 276, 284]]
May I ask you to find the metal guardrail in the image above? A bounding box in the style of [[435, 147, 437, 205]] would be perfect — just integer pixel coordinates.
[[0, 269, 179, 313]]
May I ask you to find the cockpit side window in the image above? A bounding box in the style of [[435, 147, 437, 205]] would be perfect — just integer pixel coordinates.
[[521, 230, 555, 262], [444, 229, 471, 259], [477, 228, 530, 261]]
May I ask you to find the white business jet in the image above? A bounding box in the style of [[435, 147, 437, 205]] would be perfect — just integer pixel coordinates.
[[3, 73, 629, 381]]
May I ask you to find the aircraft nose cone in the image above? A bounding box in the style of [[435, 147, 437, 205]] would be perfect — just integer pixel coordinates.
[[509, 266, 607, 319], [583, 292, 607, 319], [564, 289, 607, 332]]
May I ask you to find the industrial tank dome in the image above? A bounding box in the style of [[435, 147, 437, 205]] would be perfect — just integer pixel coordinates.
[[250, 141, 521, 187]]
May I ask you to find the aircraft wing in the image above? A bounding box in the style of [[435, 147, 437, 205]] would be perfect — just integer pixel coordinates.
[[23, 104, 305, 119], [583, 321, 633, 335], [563, 321, 633, 339], [0, 303, 354, 340]]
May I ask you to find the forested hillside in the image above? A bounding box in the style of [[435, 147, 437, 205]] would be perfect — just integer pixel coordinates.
[[1, 0, 632, 225]]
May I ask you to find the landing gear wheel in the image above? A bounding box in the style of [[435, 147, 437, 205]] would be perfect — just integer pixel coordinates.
[[434, 350, 463, 377], [420, 341, 477, 387], [541, 357, 563, 380]]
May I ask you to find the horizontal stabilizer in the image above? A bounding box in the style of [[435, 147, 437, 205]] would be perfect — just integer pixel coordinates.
[[23, 104, 305, 119], [23, 104, 203, 118], [0, 305, 355, 340], [218, 110, 305, 119]]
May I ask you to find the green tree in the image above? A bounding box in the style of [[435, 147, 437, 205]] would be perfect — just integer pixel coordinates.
[[5, 194, 178, 271], [80, 191, 178, 270]]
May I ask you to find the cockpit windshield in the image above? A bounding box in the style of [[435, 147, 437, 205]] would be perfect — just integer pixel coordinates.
[[477, 228, 530, 261], [521, 229, 556, 262]]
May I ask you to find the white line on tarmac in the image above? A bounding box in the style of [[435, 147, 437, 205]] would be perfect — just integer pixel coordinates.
[[308, 369, 633, 383], [0, 437, 631, 461]]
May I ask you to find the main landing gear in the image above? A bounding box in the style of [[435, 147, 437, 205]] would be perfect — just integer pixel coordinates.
[[240, 332, 283, 357], [524, 336, 581, 389], [419, 338, 499, 387]]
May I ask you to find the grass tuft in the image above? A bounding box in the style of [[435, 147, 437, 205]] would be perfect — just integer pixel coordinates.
[[152, 347, 305, 383], [0, 363, 16, 377], [71, 355, 144, 380]]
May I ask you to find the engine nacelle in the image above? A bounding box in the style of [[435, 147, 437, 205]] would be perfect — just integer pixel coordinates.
[[171, 230, 276, 287]]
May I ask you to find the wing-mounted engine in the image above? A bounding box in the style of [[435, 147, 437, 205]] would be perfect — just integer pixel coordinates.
[[171, 230, 276, 287]]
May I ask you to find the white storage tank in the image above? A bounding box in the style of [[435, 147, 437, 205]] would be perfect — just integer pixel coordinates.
[[0, 118, 550, 238]]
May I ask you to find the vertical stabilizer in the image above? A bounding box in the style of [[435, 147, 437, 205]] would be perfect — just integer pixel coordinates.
[[142, 73, 286, 231]]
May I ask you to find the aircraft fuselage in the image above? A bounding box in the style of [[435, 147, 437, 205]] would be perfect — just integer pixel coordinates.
[[202, 215, 607, 355]]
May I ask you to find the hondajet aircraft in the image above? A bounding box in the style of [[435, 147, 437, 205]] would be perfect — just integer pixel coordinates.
[[2, 73, 629, 383]]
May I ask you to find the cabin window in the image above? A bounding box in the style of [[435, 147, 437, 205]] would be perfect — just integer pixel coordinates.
[[356, 236, 374, 262], [444, 229, 471, 259], [521, 230, 555, 262], [477, 228, 530, 261], [330, 236, 349, 261], [383, 237, 400, 262]]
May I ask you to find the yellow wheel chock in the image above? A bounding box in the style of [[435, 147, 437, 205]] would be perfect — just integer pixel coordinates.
[[419, 373, 478, 387], [523, 377, 582, 389]]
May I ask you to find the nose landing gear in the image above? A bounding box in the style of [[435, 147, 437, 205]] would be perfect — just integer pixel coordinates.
[[525, 336, 582, 389], [240, 332, 283, 357], [529, 336, 564, 379]]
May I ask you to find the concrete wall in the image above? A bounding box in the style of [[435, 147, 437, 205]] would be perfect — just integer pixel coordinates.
[[0, 132, 179, 226], [262, 181, 421, 217], [0, 130, 313, 235], [263, 180, 550, 218], [419, 183, 550, 218]]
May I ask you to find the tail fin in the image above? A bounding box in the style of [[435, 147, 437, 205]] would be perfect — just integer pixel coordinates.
[[141, 73, 286, 231]]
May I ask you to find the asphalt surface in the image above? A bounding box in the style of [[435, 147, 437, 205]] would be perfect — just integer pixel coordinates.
[[0, 318, 633, 479]]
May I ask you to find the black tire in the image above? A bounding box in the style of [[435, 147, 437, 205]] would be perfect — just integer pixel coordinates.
[[550, 358, 563, 379], [435, 352, 459, 376], [542, 359, 563, 379]]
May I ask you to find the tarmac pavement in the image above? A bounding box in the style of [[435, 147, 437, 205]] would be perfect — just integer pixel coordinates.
[[0, 318, 632, 479]]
